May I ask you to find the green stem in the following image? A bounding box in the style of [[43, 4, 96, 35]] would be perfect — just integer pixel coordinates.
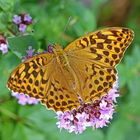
[[0, 107, 18, 120], [0, 96, 11, 104], [7, 27, 17, 36]]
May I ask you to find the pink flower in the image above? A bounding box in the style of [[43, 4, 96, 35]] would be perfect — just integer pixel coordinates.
[[0, 43, 8, 54], [24, 14, 32, 24], [56, 80, 119, 134], [13, 15, 22, 24], [94, 118, 108, 128], [12, 13, 33, 33], [27, 97, 40, 104], [22, 46, 35, 61], [17, 94, 28, 105], [11, 92, 40, 105], [19, 24, 27, 32], [47, 44, 54, 53]]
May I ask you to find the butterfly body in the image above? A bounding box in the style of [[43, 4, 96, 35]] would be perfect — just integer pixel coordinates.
[[7, 27, 134, 112], [53, 44, 81, 99], [53, 44, 69, 66]]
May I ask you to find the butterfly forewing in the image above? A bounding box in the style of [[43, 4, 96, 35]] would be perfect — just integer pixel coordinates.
[[65, 27, 134, 67], [7, 53, 54, 99], [64, 27, 134, 103]]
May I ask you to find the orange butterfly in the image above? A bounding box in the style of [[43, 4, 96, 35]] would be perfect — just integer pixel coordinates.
[[7, 27, 134, 112]]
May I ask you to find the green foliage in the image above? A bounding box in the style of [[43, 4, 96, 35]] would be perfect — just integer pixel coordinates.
[[0, 0, 140, 140], [8, 35, 39, 58], [0, 53, 20, 96]]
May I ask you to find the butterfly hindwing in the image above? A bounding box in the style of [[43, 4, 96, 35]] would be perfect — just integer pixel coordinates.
[[67, 57, 117, 102]]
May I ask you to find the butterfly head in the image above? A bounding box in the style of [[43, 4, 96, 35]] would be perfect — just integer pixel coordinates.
[[51, 44, 63, 55]]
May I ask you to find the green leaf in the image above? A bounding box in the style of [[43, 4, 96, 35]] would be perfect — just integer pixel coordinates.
[[0, 121, 15, 140], [107, 119, 133, 140], [0, 100, 18, 116], [0, 0, 16, 11], [117, 64, 127, 87], [118, 45, 140, 89], [0, 52, 20, 96], [12, 124, 28, 140], [0, 100, 19, 140], [8, 35, 39, 58], [17, 105, 58, 140], [23, 126, 45, 140], [0, 12, 7, 31], [19, 105, 57, 134], [55, 129, 104, 140]]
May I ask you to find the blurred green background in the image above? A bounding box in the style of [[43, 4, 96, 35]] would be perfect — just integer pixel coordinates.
[[0, 0, 140, 140]]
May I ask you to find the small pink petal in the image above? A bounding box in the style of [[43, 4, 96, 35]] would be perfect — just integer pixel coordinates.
[[13, 15, 22, 24], [17, 94, 28, 105], [24, 14, 32, 23], [0, 43, 8, 54], [19, 24, 27, 32]]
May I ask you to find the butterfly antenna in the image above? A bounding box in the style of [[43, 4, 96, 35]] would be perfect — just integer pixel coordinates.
[[63, 16, 72, 33]]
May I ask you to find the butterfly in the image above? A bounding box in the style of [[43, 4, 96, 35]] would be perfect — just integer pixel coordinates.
[[7, 27, 134, 112]]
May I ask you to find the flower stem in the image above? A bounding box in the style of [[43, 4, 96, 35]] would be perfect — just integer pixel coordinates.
[[7, 27, 17, 36], [0, 107, 18, 120]]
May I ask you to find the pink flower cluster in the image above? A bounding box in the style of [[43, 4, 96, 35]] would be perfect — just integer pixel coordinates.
[[47, 44, 54, 53], [13, 14, 32, 32], [11, 92, 40, 105], [0, 34, 8, 54], [22, 46, 35, 61], [56, 80, 119, 134]]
